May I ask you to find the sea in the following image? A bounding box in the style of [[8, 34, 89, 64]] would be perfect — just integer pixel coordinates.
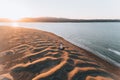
[[0, 22, 120, 67]]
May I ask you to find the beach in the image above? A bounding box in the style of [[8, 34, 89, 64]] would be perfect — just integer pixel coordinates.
[[0, 26, 119, 80]]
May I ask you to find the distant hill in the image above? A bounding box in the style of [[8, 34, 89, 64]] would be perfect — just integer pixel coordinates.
[[18, 17, 120, 22], [0, 17, 120, 22]]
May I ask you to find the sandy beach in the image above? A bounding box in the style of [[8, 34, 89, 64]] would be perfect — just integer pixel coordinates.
[[0, 26, 119, 80]]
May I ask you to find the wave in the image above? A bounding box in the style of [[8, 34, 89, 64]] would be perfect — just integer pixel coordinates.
[[65, 38, 120, 67], [108, 48, 120, 56]]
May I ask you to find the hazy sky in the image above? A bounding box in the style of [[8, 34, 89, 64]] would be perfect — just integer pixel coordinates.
[[0, 0, 119, 19]]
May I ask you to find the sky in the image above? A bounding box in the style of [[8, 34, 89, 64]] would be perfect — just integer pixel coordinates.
[[0, 0, 120, 20]]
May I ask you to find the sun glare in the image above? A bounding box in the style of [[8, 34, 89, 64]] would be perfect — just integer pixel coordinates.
[[11, 22, 19, 27], [11, 17, 19, 21], [0, 1, 30, 21], [9, 17, 21, 21]]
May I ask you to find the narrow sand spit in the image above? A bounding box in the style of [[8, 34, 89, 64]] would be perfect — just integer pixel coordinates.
[[0, 26, 119, 80]]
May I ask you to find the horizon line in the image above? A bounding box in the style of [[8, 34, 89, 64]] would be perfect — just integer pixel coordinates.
[[0, 17, 120, 20]]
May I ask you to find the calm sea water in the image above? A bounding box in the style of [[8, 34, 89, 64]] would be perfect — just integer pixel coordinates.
[[0, 22, 120, 67]]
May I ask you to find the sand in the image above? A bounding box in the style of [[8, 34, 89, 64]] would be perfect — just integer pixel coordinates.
[[0, 26, 119, 80]]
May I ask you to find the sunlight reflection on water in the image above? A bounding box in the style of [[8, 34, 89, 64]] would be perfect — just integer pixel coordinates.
[[0, 22, 19, 27], [11, 22, 19, 27]]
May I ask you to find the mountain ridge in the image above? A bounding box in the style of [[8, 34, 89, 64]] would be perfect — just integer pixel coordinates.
[[0, 17, 120, 22]]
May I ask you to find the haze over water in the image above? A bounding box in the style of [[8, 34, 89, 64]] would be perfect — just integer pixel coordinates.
[[0, 22, 120, 67]]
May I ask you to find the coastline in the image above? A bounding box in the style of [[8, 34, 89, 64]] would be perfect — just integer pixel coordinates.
[[52, 32, 120, 75], [67, 38, 120, 67], [0, 26, 119, 80]]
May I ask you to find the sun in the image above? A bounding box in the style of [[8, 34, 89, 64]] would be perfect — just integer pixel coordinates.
[[11, 22, 19, 27], [9, 17, 21, 21]]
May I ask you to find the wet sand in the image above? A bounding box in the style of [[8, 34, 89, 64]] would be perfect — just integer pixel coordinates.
[[0, 26, 119, 80]]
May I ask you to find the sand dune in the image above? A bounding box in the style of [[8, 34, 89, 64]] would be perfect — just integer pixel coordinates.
[[0, 26, 119, 80]]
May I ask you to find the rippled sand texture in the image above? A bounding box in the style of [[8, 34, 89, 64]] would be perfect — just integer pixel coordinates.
[[0, 27, 119, 80]]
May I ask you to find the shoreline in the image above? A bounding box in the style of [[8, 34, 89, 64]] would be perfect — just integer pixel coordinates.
[[45, 28, 120, 67], [53, 32, 120, 72], [0, 26, 119, 80], [67, 39, 120, 67], [34, 27, 120, 77]]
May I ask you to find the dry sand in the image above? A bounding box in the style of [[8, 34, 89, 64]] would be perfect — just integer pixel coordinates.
[[0, 26, 119, 80]]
